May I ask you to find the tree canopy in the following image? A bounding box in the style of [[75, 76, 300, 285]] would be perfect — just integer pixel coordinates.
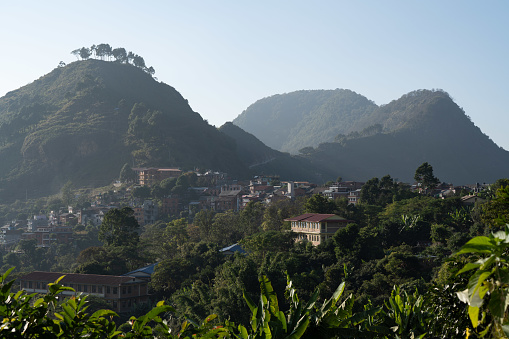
[[71, 43, 156, 77], [98, 207, 140, 247], [414, 162, 440, 193]]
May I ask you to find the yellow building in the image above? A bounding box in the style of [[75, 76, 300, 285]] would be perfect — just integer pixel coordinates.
[[285, 213, 351, 246]]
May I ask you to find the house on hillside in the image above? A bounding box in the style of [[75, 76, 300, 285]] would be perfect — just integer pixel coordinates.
[[461, 195, 485, 206], [214, 184, 243, 212], [19, 271, 149, 313], [133, 167, 182, 187], [285, 213, 352, 246]]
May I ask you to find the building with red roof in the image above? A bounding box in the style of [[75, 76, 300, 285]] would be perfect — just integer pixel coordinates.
[[285, 213, 351, 245]]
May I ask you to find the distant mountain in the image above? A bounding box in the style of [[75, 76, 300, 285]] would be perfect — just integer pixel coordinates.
[[233, 89, 377, 154], [301, 90, 509, 184], [0, 60, 248, 202], [219, 122, 335, 183]]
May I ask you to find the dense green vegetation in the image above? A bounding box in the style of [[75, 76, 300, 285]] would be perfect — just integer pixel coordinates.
[[3, 170, 509, 337]]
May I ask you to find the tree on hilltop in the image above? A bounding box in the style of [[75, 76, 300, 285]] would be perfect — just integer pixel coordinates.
[[112, 47, 127, 63], [70, 44, 156, 76]]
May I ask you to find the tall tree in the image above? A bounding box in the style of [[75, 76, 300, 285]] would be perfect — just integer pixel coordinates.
[[132, 54, 146, 69], [119, 163, 136, 183], [79, 47, 91, 60], [112, 47, 127, 63], [304, 194, 336, 214], [71, 49, 80, 59], [98, 207, 140, 247], [61, 180, 75, 208], [146, 66, 155, 76], [414, 162, 440, 194], [95, 43, 112, 60], [127, 51, 135, 64]]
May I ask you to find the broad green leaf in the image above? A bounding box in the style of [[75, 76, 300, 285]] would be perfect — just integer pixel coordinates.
[[204, 314, 218, 323], [285, 315, 309, 339], [456, 236, 494, 255], [139, 305, 174, 328], [276, 310, 287, 332], [456, 262, 481, 275], [488, 289, 507, 319], [33, 298, 45, 308], [244, 292, 257, 313], [91, 309, 118, 319], [469, 306, 480, 328], [260, 275, 279, 313], [238, 324, 248, 339], [331, 282, 345, 303], [0, 267, 15, 283], [54, 275, 66, 284], [467, 270, 492, 306]]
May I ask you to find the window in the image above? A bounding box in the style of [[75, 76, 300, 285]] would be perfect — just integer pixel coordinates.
[[83, 285, 88, 292], [92, 285, 96, 293], [113, 287, 118, 295], [107, 286, 110, 294], [36, 282, 40, 289], [28, 281, 32, 288], [122, 287, 126, 295], [98, 286, 102, 293], [128, 286, 132, 294], [77, 285, 81, 292]]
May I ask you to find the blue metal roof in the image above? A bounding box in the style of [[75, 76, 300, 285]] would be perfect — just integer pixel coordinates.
[[219, 243, 246, 254], [123, 262, 158, 276]]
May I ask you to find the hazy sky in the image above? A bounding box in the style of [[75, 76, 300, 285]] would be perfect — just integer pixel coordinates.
[[1, 1, 508, 149]]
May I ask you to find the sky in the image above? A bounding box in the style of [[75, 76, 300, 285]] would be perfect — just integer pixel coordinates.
[[1, 1, 508, 149]]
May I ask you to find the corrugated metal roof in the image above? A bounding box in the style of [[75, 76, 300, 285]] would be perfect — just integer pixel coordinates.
[[284, 213, 347, 222], [123, 263, 158, 276], [18, 271, 139, 285]]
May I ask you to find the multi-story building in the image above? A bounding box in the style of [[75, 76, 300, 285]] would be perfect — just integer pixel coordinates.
[[33, 224, 73, 247], [285, 213, 351, 246], [133, 200, 158, 226], [18, 271, 149, 313], [0, 225, 23, 247], [161, 197, 179, 216], [133, 168, 182, 187], [347, 189, 361, 205]]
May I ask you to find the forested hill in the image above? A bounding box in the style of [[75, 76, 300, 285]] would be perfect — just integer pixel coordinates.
[[302, 90, 509, 184], [0, 60, 248, 202], [232, 89, 378, 154]]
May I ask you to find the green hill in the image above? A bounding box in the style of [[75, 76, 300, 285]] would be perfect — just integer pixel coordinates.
[[302, 90, 509, 184], [232, 89, 377, 153], [0, 60, 248, 202]]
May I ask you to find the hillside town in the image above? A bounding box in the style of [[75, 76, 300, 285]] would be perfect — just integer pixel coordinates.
[[0, 167, 488, 251]]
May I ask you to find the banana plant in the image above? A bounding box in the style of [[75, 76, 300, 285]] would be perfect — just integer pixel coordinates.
[[382, 286, 429, 339], [235, 274, 387, 339]]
